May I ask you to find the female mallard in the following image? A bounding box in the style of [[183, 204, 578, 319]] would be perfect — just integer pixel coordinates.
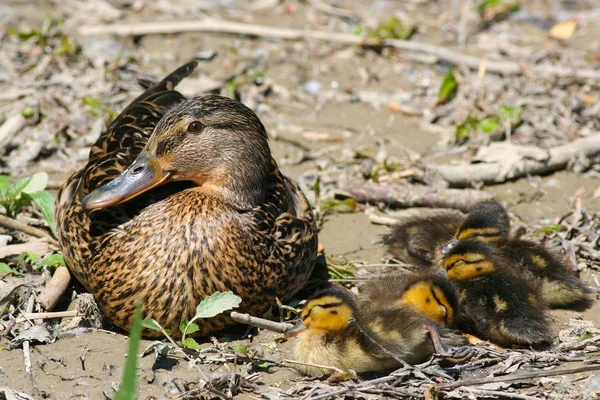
[[56, 61, 318, 337]]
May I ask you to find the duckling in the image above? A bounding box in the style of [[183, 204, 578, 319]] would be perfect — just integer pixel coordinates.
[[285, 286, 465, 376], [382, 209, 464, 267], [443, 239, 552, 347], [444, 201, 590, 309], [358, 272, 459, 328], [55, 62, 318, 338]]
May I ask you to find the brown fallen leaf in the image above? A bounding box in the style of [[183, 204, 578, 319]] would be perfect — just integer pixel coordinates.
[[548, 18, 578, 41]]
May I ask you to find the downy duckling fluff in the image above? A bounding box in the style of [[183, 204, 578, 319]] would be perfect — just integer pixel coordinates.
[[285, 286, 465, 376], [358, 272, 459, 328], [56, 62, 318, 338], [382, 209, 464, 267], [443, 239, 552, 347], [444, 201, 591, 309]]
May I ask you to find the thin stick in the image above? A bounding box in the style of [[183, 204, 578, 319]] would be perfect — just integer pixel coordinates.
[[432, 364, 600, 391], [23, 295, 39, 397], [0, 215, 56, 243], [309, 375, 398, 400], [229, 311, 293, 333], [282, 359, 345, 374], [461, 388, 541, 400], [16, 310, 81, 323], [78, 19, 600, 81]]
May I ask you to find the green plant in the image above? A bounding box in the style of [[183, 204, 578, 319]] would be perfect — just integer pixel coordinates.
[[0, 172, 57, 237], [7, 12, 78, 57], [82, 96, 117, 120], [114, 303, 143, 400], [369, 17, 416, 41], [455, 104, 524, 142], [142, 291, 242, 350], [0, 263, 22, 276], [438, 68, 458, 104]]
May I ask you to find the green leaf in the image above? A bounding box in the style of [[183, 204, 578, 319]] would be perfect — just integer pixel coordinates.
[[533, 224, 564, 236], [321, 198, 357, 215], [231, 344, 247, 355], [184, 323, 200, 335], [194, 291, 242, 319], [27, 190, 56, 237], [252, 360, 270, 370], [438, 68, 457, 103], [141, 318, 162, 332], [181, 337, 200, 350], [7, 176, 32, 202], [477, 117, 500, 133], [0, 263, 22, 276], [22, 172, 48, 194], [114, 303, 142, 400], [21, 107, 35, 119], [498, 105, 524, 126], [0, 176, 10, 200], [41, 253, 66, 267], [369, 17, 415, 40]]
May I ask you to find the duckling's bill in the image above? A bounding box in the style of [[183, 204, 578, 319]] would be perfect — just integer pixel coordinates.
[[82, 151, 172, 211], [284, 319, 307, 337]]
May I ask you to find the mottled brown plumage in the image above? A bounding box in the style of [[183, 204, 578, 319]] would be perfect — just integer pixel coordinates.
[[56, 62, 318, 337]]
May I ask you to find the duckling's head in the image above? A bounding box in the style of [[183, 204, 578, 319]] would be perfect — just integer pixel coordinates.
[[285, 286, 356, 337], [440, 201, 509, 254], [82, 95, 273, 212], [443, 240, 498, 282], [400, 275, 458, 326]]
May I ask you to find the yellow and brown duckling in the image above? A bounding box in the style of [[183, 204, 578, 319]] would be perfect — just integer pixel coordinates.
[[358, 272, 459, 328], [444, 201, 591, 309], [382, 208, 464, 267], [443, 239, 552, 347], [285, 286, 465, 376], [55, 61, 318, 338]]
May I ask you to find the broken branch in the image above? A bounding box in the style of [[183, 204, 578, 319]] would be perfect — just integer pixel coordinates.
[[229, 311, 293, 333], [77, 19, 600, 81], [38, 267, 71, 311], [340, 181, 494, 212], [0, 215, 56, 244], [433, 134, 600, 187]]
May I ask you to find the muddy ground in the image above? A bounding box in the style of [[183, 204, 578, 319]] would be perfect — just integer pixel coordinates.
[[1, 0, 600, 399]]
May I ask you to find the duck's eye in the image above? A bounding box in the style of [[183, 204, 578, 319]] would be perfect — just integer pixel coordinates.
[[453, 260, 466, 267], [187, 121, 203, 133]]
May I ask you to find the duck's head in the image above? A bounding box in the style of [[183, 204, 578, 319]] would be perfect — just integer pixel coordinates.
[[399, 275, 457, 326], [285, 286, 357, 337], [82, 95, 273, 212], [443, 240, 498, 281], [440, 201, 509, 254]]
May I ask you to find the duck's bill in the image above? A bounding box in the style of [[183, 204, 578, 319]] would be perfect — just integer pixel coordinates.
[[81, 151, 171, 211], [284, 320, 307, 338], [438, 238, 459, 255]]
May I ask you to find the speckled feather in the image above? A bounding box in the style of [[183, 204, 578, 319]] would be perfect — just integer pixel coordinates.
[[56, 62, 318, 337]]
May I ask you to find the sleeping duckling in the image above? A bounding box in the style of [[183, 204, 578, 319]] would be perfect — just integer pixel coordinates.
[[443, 239, 552, 347], [285, 286, 464, 376], [444, 201, 590, 309], [358, 272, 458, 328], [382, 209, 464, 267]]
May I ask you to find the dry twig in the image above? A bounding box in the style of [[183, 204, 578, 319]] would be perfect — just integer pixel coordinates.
[[340, 181, 494, 211], [78, 19, 600, 81], [37, 266, 71, 311], [0, 215, 57, 244], [229, 311, 293, 333]]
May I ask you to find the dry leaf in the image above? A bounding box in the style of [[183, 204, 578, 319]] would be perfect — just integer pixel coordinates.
[[548, 18, 578, 41]]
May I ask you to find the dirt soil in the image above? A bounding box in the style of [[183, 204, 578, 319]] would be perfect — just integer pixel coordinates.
[[1, 0, 600, 399]]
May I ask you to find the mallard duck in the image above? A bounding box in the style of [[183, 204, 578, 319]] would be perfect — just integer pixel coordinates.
[[285, 286, 465, 376], [358, 272, 458, 328], [443, 239, 552, 347], [381, 209, 464, 267], [444, 201, 590, 309], [55, 61, 318, 338]]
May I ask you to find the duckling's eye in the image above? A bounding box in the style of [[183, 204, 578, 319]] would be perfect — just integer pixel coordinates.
[[187, 121, 203, 133], [453, 260, 466, 267]]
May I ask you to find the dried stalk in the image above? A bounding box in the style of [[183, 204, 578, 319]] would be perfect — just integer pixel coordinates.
[[340, 181, 494, 212], [78, 19, 600, 81], [38, 267, 71, 311], [229, 311, 293, 333], [0, 215, 56, 244]]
